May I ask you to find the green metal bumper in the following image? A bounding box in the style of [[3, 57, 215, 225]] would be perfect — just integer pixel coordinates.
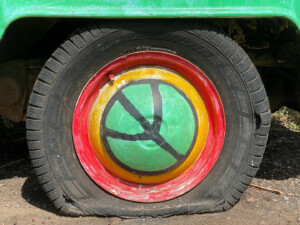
[[0, 0, 300, 40]]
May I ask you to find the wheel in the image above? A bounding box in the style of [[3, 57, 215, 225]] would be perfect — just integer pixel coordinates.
[[26, 22, 271, 217]]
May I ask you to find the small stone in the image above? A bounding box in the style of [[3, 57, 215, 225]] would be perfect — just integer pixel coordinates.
[[260, 222, 265, 224], [45, 216, 51, 220], [32, 219, 35, 222], [272, 198, 278, 202], [227, 217, 230, 220], [247, 197, 255, 203], [283, 196, 289, 200], [297, 218, 300, 223]]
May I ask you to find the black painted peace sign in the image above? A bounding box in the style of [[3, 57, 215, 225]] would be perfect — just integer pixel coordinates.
[[100, 79, 198, 175]]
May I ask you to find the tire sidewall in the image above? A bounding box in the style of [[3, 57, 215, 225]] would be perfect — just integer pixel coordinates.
[[43, 29, 253, 214]]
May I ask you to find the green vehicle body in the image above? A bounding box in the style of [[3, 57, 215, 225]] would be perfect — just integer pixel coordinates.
[[0, 0, 300, 40]]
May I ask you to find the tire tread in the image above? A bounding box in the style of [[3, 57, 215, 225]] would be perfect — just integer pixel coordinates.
[[192, 24, 270, 210], [27, 22, 270, 216], [26, 25, 106, 216]]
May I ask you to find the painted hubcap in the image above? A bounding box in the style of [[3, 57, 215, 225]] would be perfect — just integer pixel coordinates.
[[73, 51, 225, 202], [89, 68, 209, 184]]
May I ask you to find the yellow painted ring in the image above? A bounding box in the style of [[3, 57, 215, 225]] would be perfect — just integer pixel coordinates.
[[88, 67, 209, 184]]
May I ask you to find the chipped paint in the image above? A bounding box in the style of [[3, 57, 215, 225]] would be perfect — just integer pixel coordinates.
[[111, 189, 120, 195]]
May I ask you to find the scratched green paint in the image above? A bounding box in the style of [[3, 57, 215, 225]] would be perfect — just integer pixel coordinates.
[[107, 138, 177, 172], [158, 84, 195, 155], [104, 83, 195, 172], [0, 0, 300, 42], [122, 84, 154, 125], [105, 101, 144, 135]]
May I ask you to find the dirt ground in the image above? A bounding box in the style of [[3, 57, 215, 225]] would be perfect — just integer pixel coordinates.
[[0, 107, 299, 225]]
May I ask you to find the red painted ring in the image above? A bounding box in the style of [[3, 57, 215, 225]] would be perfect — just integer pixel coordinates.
[[72, 51, 225, 202]]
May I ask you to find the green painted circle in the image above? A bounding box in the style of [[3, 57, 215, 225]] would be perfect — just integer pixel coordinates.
[[100, 79, 197, 175]]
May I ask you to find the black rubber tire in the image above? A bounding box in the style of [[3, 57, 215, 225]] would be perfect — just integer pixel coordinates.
[[26, 21, 271, 217]]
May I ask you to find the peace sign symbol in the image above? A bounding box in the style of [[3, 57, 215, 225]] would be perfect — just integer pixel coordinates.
[[100, 79, 198, 175]]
